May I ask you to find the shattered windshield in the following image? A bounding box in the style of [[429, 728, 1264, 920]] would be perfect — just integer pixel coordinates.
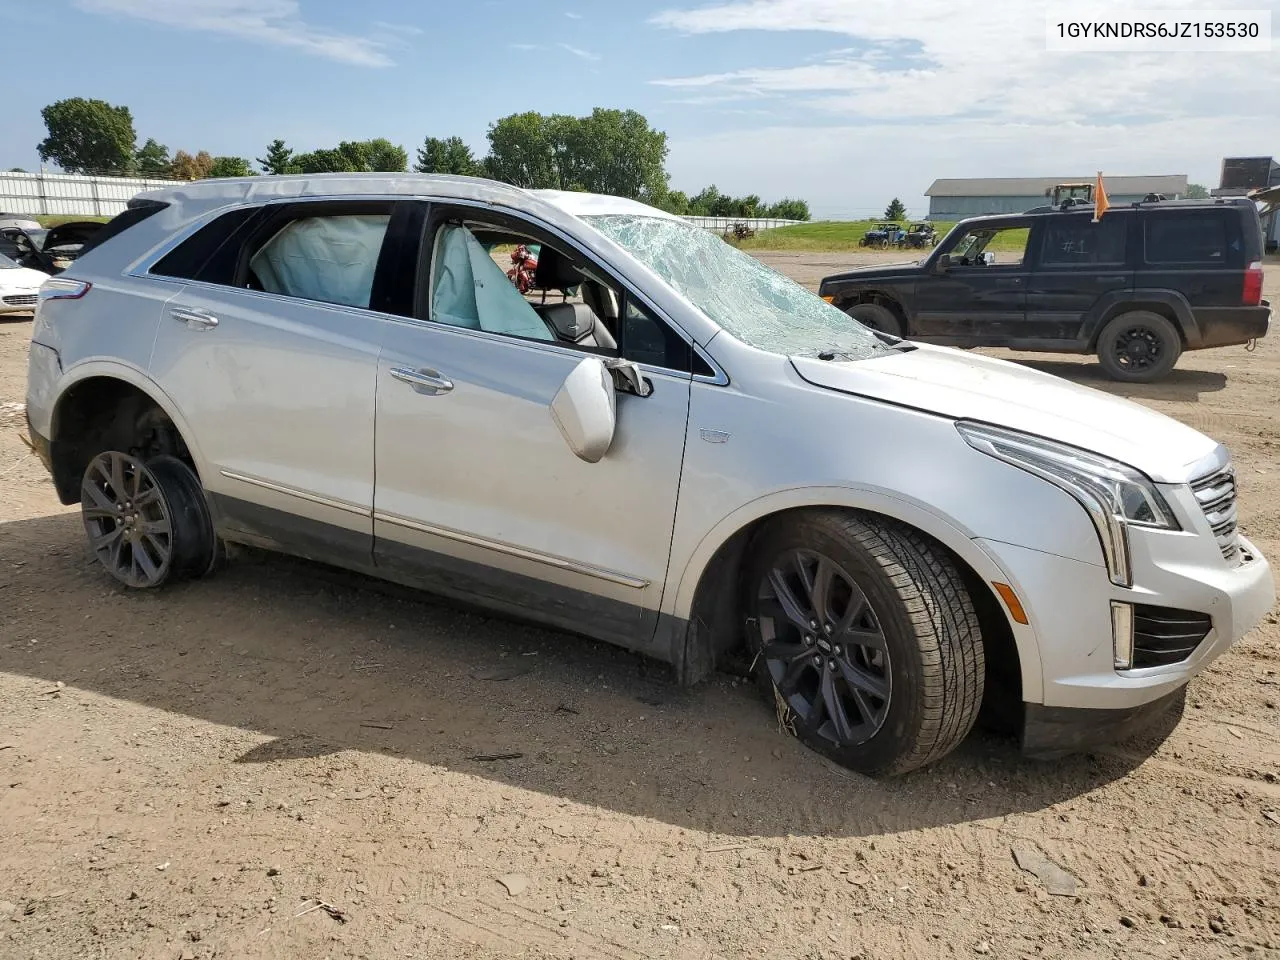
[[585, 215, 891, 360]]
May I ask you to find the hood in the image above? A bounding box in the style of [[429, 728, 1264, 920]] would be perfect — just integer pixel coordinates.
[[821, 261, 924, 287], [791, 345, 1219, 484], [0, 265, 49, 290]]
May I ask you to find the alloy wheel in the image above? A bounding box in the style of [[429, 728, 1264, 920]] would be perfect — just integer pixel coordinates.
[[755, 549, 891, 746], [81, 451, 174, 588], [1113, 325, 1162, 372]]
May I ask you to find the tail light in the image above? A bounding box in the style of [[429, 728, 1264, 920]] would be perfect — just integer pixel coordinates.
[[38, 277, 92, 301], [1243, 260, 1263, 306]]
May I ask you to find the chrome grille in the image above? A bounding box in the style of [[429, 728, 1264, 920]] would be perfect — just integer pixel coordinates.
[[1191, 467, 1240, 564], [2, 294, 37, 306]]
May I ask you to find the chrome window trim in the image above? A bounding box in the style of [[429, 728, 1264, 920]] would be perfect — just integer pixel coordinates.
[[129, 193, 729, 387], [220, 470, 371, 517], [373, 510, 650, 589]]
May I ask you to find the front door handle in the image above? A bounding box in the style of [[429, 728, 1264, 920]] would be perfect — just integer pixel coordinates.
[[171, 307, 219, 330], [390, 366, 453, 395]]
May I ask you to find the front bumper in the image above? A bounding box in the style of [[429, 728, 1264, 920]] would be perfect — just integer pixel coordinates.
[[979, 525, 1275, 714], [1022, 686, 1187, 760]]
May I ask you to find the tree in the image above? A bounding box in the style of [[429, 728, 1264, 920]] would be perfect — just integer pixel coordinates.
[[7, 167, 27, 173], [257, 139, 296, 175], [209, 156, 256, 178], [765, 198, 810, 221], [884, 198, 906, 221], [484, 112, 562, 189], [37, 97, 137, 175], [1186, 183, 1210, 199], [659, 190, 690, 216], [415, 136, 481, 176], [134, 138, 172, 177], [292, 139, 408, 174], [170, 150, 214, 181], [560, 108, 669, 201]]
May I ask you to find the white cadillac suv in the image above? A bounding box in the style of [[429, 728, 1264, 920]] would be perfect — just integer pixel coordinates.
[[23, 174, 1275, 775]]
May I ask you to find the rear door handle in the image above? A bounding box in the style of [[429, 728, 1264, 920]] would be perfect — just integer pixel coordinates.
[[390, 366, 453, 395], [171, 306, 219, 330]]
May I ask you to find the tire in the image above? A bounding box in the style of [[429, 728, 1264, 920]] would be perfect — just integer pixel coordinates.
[[1096, 311, 1182, 382], [845, 302, 904, 338], [744, 511, 984, 776], [80, 451, 217, 589]]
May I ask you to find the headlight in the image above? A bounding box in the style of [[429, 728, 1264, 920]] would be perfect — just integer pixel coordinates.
[[957, 421, 1178, 587]]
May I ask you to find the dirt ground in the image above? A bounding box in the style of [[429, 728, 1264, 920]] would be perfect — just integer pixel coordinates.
[[1, 254, 1278, 960]]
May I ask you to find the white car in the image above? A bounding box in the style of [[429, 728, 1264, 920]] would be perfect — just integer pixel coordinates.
[[22, 175, 1275, 775], [0, 252, 47, 314]]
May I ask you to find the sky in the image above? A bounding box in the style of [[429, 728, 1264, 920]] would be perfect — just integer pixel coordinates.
[[1, 0, 1277, 219]]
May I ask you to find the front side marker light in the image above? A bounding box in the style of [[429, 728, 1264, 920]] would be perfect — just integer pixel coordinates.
[[1111, 601, 1134, 670], [38, 277, 92, 301], [992, 581, 1029, 625]]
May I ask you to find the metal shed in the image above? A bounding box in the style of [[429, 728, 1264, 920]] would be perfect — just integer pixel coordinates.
[[924, 175, 1189, 220]]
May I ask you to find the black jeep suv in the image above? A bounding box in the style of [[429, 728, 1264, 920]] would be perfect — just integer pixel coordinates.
[[819, 197, 1270, 382]]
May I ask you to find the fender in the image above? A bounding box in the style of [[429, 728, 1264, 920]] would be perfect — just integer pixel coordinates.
[[665, 484, 1046, 703], [50, 358, 213, 481], [1084, 288, 1200, 348]]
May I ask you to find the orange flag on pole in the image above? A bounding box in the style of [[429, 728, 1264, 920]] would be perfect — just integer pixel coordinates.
[[1093, 171, 1110, 221]]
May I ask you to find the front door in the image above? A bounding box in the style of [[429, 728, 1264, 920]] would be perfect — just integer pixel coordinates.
[[372, 204, 693, 650], [914, 219, 1033, 343]]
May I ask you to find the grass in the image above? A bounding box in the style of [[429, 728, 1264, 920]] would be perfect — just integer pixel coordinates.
[[733, 219, 1030, 254]]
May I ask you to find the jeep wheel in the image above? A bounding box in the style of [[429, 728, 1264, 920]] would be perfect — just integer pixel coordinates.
[[80, 452, 216, 589], [846, 303, 903, 338], [744, 511, 984, 777], [1096, 311, 1182, 382]]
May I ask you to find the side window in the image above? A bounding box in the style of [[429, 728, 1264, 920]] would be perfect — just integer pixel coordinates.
[[151, 206, 259, 282], [1145, 214, 1226, 264], [422, 210, 695, 373], [1041, 216, 1128, 266], [621, 297, 692, 371], [947, 225, 1030, 266], [248, 214, 390, 309]]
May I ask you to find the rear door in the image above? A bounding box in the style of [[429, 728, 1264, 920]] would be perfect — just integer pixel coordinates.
[[146, 199, 415, 562], [913, 218, 1032, 343], [1024, 212, 1132, 343]]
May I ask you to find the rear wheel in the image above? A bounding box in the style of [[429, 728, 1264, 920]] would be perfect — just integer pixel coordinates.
[[845, 302, 903, 338], [1096, 311, 1182, 382], [80, 451, 216, 588], [744, 511, 984, 776]]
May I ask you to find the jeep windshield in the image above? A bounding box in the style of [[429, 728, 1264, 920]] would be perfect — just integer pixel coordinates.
[[585, 214, 891, 360]]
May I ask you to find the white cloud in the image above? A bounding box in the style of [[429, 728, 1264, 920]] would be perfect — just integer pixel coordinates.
[[75, 0, 394, 67], [558, 42, 601, 61], [509, 42, 541, 51], [565, 10, 583, 18], [372, 20, 423, 36], [651, 0, 1279, 126]]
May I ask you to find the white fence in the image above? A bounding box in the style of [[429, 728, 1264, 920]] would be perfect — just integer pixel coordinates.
[[0, 171, 183, 218], [683, 215, 805, 233]]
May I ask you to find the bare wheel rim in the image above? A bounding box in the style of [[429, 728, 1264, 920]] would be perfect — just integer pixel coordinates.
[[1113, 325, 1163, 371], [756, 548, 892, 747], [80, 452, 173, 587]]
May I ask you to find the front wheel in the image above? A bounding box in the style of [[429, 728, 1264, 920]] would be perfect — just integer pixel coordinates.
[[744, 512, 985, 776], [1096, 311, 1182, 382], [845, 302, 903, 338]]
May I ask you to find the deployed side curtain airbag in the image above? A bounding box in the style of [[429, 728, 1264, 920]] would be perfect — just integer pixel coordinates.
[[250, 215, 389, 308], [431, 225, 553, 341]]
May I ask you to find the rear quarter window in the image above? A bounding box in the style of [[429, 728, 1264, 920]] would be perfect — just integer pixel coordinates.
[[1144, 212, 1237, 265], [151, 206, 261, 283]]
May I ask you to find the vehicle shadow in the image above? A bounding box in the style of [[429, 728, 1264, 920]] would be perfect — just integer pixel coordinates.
[[1011, 356, 1228, 400], [1, 511, 1183, 840]]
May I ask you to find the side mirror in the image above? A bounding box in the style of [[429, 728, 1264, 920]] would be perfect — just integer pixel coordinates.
[[550, 356, 617, 463], [936, 254, 952, 272]]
